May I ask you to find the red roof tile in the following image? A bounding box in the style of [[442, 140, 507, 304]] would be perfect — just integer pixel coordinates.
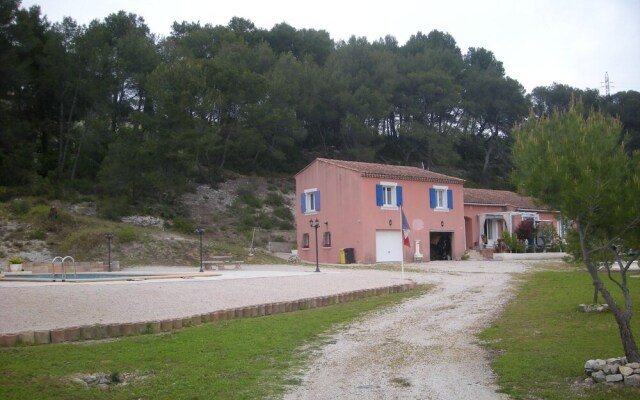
[[314, 158, 464, 184], [464, 188, 552, 211]]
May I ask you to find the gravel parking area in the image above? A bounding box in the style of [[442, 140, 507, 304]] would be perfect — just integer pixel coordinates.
[[0, 264, 410, 334]]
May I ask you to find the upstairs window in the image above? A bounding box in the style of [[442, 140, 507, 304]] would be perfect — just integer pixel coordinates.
[[376, 183, 403, 209], [301, 189, 320, 214], [429, 186, 453, 211]]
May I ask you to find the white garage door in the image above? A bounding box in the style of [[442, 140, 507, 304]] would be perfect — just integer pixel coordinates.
[[376, 230, 402, 262]]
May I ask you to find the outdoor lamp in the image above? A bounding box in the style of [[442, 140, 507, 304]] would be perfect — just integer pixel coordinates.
[[309, 218, 320, 272]]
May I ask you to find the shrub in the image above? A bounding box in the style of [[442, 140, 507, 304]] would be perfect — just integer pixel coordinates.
[[98, 196, 131, 220], [27, 230, 47, 240], [515, 219, 536, 241], [8, 255, 24, 264], [264, 192, 284, 207], [171, 216, 195, 234], [116, 226, 138, 243], [9, 198, 32, 215], [501, 231, 526, 253], [273, 206, 293, 221], [236, 186, 262, 209]]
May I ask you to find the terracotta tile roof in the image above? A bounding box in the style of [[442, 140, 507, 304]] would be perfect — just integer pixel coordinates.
[[464, 188, 553, 211], [315, 158, 464, 184]]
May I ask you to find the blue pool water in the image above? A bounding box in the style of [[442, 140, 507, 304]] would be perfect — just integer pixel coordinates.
[[3, 273, 158, 280]]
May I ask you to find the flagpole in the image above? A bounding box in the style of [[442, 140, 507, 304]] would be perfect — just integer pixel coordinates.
[[400, 205, 404, 280]]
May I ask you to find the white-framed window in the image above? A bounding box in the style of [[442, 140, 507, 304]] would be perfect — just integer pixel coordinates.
[[430, 186, 453, 211], [301, 188, 320, 214], [376, 182, 403, 209]]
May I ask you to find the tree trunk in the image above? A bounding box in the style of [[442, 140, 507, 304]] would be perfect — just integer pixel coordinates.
[[482, 139, 494, 181], [579, 223, 640, 362], [613, 308, 640, 362]]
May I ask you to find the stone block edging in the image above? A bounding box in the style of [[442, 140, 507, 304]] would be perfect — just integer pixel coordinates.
[[0, 282, 417, 347]]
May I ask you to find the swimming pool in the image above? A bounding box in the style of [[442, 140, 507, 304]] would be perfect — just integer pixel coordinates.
[[0, 272, 220, 282]]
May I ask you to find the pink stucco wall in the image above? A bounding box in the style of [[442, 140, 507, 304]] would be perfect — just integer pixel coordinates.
[[295, 161, 363, 264], [296, 160, 466, 263]]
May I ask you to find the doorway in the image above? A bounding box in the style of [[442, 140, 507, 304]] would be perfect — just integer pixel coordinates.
[[430, 232, 452, 260]]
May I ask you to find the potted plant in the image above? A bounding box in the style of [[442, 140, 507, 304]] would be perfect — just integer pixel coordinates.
[[8, 255, 24, 272]]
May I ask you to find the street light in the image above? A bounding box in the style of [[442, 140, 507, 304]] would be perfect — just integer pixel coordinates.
[[195, 227, 205, 272], [105, 233, 114, 272], [309, 218, 320, 273]]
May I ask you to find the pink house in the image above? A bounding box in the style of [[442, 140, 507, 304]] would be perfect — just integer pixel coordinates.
[[463, 188, 564, 249], [295, 158, 466, 264]]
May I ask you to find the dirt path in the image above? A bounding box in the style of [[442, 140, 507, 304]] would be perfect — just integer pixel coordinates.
[[283, 261, 527, 400]]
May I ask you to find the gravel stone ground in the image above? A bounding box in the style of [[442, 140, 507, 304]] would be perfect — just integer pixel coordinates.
[[283, 261, 529, 400], [1, 260, 534, 399]]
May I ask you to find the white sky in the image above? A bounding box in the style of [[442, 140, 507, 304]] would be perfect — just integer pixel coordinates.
[[22, 0, 640, 95]]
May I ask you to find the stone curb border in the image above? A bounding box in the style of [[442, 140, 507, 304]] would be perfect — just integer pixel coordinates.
[[0, 282, 417, 347]]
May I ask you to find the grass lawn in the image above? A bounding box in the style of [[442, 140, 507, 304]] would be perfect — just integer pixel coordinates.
[[480, 268, 640, 399], [0, 286, 428, 400]]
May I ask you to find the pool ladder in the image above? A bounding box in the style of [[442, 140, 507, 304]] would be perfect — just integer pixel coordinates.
[[51, 256, 76, 281]]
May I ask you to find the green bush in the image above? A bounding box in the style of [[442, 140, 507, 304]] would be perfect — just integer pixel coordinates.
[[501, 231, 526, 253], [273, 205, 293, 221], [236, 186, 262, 209], [9, 198, 32, 215], [98, 196, 131, 220], [257, 215, 274, 229], [171, 216, 195, 234], [264, 192, 284, 207], [27, 230, 47, 240], [116, 226, 138, 243], [8, 255, 24, 264], [58, 229, 106, 257], [27, 205, 76, 231]]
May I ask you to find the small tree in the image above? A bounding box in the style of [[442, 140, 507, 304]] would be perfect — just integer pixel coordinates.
[[513, 101, 640, 362]]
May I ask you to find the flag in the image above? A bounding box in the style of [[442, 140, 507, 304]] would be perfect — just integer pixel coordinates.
[[401, 209, 411, 247]]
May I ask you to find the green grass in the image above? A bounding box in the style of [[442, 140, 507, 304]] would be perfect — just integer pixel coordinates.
[[0, 286, 428, 400], [480, 270, 640, 399]]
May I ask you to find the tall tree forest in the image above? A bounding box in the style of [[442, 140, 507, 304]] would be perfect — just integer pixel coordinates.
[[2, 1, 639, 217]]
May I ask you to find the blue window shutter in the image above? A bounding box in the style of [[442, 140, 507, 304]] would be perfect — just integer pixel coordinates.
[[429, 188, 436, 208], [396, 186, 403, 206], [315, 190, 321, 211], [301, 193, 306, 213], [376, 185, 383, 206], [447, 189, 453, 209]]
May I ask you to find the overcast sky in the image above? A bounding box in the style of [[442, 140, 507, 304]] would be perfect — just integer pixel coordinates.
[[22, 0, 640, 95]]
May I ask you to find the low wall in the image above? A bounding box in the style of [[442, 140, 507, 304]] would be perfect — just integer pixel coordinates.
[[18, 261, 117, 273], [493, 252, 567, 261], [268, 242, 293, 253]]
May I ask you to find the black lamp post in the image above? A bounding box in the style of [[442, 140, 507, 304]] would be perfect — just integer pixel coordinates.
[[309, 218, 320, 272], [105, 233, 114, 272], [195, 227, 205, 272]]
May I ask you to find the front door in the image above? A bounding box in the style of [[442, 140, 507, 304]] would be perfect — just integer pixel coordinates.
[[376, 230, 402, 262]]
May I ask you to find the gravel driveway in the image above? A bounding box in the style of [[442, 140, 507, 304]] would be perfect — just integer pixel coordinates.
[[284, 261, 528, 400]]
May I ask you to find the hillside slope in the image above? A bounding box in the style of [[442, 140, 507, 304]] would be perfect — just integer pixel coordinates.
[[0, 175, 296, 268]]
